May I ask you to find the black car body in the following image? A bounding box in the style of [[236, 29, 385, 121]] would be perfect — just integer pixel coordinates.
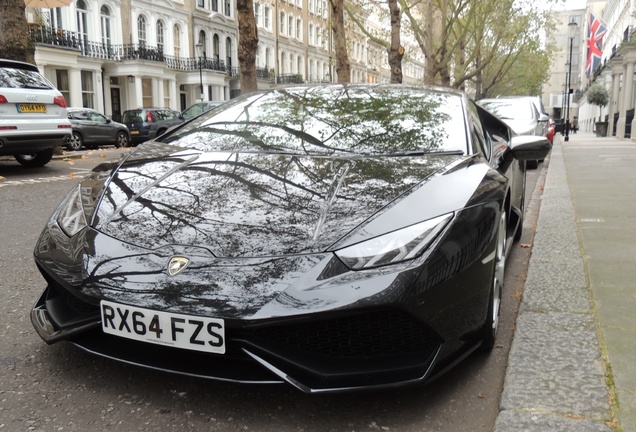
[[122, 108, 184, 145], [67, 108, 131, 150], [31, 85, 551, 393]]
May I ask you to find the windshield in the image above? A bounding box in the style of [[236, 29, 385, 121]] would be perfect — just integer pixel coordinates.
[[478, 99, 534, 121], [0, 67, 54, 89], [162, 85, 468, 156]]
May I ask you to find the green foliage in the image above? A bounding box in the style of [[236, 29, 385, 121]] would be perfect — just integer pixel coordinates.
[[585, 83, 609, 108]]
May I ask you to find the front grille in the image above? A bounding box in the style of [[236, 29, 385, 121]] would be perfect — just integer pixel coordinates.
[[244, 309, 440, 359], [49, 281, 99, 315]]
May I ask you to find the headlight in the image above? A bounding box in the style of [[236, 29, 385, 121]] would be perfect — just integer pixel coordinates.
[[56, 185, 87, 237], [335, 213, 453, 270]]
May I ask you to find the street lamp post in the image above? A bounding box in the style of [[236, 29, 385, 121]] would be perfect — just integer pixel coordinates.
[[196, 41, 203, 102], [565, 20, 578, 142]]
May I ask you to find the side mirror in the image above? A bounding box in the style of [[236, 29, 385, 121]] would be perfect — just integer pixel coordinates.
[[538, 113, 550, 123], [510, 135, 552, 161]]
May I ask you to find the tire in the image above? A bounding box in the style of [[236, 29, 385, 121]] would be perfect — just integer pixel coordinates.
[[115, 131, 129, 148], [480, 209, 506, 352], [68, 131, 83, 151], [14, 148, 54, 168]]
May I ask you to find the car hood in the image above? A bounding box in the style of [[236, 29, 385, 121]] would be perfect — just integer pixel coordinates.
[[89, 142, 464, 257]]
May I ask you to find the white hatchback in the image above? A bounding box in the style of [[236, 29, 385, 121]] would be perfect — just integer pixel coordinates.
[[0, 58, 71, 167]]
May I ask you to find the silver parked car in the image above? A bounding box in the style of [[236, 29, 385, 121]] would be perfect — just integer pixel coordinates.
[[0, 58, 71, 167], [477, 97, 549, 169], [67, 107, 130, 150]]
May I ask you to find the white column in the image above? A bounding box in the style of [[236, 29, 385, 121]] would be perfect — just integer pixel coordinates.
[[134, 77, 143, 108], [156, 78, 165, 108], [69, 68, 82, 108], [169, 79, 178, 111], [616, 61, 630, 139], [608, 62, 622, 137], [152, 78, 161, 107]]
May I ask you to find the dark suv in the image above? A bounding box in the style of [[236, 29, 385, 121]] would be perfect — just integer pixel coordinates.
[[122, 108, 184, 145]]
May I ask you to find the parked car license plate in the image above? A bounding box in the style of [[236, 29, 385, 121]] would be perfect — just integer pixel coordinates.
[[19, 103, 46, 113], [100, 300, 225, 354]]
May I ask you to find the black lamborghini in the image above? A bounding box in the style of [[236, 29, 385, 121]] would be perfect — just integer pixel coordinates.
[[31, 84, 551, 393]]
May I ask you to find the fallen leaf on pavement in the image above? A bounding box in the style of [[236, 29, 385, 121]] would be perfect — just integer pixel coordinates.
[[100, 153, 106, 158], [69, 172, 77, 178], [520, 243, 532, 248]]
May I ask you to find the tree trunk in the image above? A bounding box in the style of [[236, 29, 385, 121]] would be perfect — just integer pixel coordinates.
[[0, 0, 34, 63], [236, 0, 259, 94], [423, 0, 435, 84], [329, 0, 350, 84], [388, 0, 403, 83]]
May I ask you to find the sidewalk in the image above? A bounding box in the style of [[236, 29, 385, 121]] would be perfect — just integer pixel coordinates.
[[495, 131, 636, 431]]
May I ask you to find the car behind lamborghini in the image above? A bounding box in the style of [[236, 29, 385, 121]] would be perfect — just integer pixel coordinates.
[[31, 84, 551, 393]]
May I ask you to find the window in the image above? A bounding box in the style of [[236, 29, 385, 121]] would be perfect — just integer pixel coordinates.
[[173, 25, 181, 58], [197, 0, 204, 7], [81, 70, 94, 108], [49, 7, 63, 29], [264, 6, 271, 29], [76, 0, 88, 47], [56, 70, 69, 103], [308, 0, 313, 13], [157, 20, 164, 52], [308, 24, 313, 45], [226, 37, 232, 69], [288, 16, 293, 37], [296, 18, 301, 39], [224, 0, 231, 16], [199, 30, 207, 57], [211, 0, 218, 12], [280, 12, 285, 34], [137, 15, 147, 45], [213, 34, 220, 61], [254, 4, 261, 26], [100, 6, 111, 48], [316, 26, 321, 47]]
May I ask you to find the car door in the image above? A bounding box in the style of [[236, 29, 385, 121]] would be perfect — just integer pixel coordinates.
[[73, 110, 99, 145], [90, 112, 114, 143]]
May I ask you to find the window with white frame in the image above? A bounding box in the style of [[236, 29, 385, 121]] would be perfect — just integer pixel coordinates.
[[173, 25, 181, 58], [157, 20, 164, 52], [163, 81, 170, 108], [49, 7, 63, 29], [224, 0, 231, 16], [213, 34, 220, 61], [288, 15, 293, 37], [280, 11, 285, 34], [100, 6, 111, 48], [211, 0, 218, 12], [197, 0, 204, 7], [316, 26, 322, 47], [296, 18, 301, 39], [76, 0, 88, 46], [81, 70, 94, 108], [137, 15, 147, 45], [254, 4, 261, 26], [308, 0, 313, 13], [264, 5, 270, 29], [308, 24, 313, 45]]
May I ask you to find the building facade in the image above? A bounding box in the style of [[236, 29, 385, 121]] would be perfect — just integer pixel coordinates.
[[25, 0, 425, 121]]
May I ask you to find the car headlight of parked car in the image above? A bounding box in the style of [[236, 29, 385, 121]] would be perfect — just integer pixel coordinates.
[[335, 213, 453, 270]]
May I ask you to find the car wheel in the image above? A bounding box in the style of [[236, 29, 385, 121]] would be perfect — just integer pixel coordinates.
[[14, 148, 54, 168], [68, 132, 83, 151], [115, 131, 129, 148], [480, 209, 506, 352]]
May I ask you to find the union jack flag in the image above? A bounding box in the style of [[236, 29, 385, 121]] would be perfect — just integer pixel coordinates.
[[586, 13, 608, 79]]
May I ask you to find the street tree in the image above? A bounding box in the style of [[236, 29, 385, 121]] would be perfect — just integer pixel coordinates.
[[0, 0, 34, 62], [329, 0, 351, 83], [236, 0, 259, 94], [585, 83, 609, 120]]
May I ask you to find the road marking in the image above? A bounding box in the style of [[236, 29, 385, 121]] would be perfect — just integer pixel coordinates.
[[0, 174, 76, 188]]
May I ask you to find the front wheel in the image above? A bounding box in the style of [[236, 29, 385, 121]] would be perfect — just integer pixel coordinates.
[[480, 209, 506, 352], [14, 148, 54, 167]]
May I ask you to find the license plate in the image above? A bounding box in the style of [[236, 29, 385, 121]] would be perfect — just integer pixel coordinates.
[[19, 103, 46, 113], [100, 300, 225, 354], [130, 130, 139, 134]]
